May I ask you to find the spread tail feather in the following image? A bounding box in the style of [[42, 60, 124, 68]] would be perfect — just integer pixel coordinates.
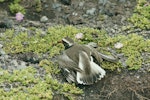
[[77, 62, 106, 85], [77, 52, 106, 85]]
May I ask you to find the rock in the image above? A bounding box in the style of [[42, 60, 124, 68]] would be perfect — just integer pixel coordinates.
[[40, 16, 48, 23], [3, 83, 12, 92], [52, 3, 61, 9], [52, 3, 62, 12], [0, 44, 3, 48], [99, 0, 108, 5], [1, 65, 7, 70], [0, 49, 6, 55], [119, 0, 126, 2], [86, 8, 96, 15], [67, 15, 84, 25], [41, 0, 47, 3], [0, 71, 4, 75], [17, 61, 27, 70], [79, 2, 84, 7], [10, 59, 18, 67], [59, 0, 71, 5], [3, 55, 9, 59], [40, 31, 47, 37], [16, 52, 40, 63], [0, 18, 14, 28]]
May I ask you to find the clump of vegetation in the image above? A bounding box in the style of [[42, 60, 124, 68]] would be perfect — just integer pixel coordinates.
[[1, 26, 150, 71], [0, 65, 83, 99], [9, 0, 26, 14], [1, 0, 42, 14], [9, 3, 26, 14], [1, 26, 107, 57], [102, 34, 150, 70], [0, 0, 5, 2], [35, 0, 42, 12], [128, 0, 150, 29]]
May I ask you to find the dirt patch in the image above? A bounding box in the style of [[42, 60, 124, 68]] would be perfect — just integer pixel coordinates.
[[78, 70, 150, 100]]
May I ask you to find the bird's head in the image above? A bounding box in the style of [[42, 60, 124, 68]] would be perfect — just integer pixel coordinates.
[[62, 37, 74, 49]]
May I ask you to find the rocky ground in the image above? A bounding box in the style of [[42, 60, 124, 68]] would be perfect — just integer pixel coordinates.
[[0, 0, 150, 100]]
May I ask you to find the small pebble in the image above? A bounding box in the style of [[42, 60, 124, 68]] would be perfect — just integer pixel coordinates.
[[79, 2, 84, 7], [3, 84, 12, 92], [99, 0, 108, 5], [0, 44, 3, 48], [114, 42, 123, 49], [11, 60, 18, 66], [40, 16, 48, 23], [0, 71, 4, 75], [0, 49, 6, 55], [86, 8, 96, 15], [52, 3, 61, 9]]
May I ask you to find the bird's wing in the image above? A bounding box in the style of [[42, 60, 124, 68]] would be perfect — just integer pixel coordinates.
[[57, 53, 82, 72], [61, 68, 76, 83], [57, 53, 82, 83], [85, 45, 103, 64]]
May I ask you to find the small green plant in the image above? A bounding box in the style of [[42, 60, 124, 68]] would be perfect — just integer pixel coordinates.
[[1, 26, 107, 57], [0, 0, 5, 2], [9, 3, 26, 14], [35, 0, 42, 12], [0, 66, 83, 100], [2, 0, 43, 14], [13, 0, 21, 3], [1, 26, 150, 71], [129, 0, 150, 29], [103, 34, 150, 70]]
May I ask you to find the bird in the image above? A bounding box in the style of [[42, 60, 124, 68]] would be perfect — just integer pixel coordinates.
[[56, 37, 106, 85]]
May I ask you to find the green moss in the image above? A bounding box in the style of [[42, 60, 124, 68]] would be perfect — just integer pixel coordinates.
[[103, 34, 150, 70], [1, 26, 150, 71], [1, 0, 43, 14], [45, 75, 83, 100], [0, 66, 83, 100], [9, 3, 26, 14], [2, 26, 107, 58], [0, 0, 5, 2], [13, 0, 21, 4], [128, 0, 150, 29], [0, 67, 38, 84], [39, 59, 60, 74], [35, 0, 42, 12]]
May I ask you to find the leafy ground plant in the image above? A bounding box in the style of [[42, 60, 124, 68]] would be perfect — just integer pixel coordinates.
[[1, 25, 150, 70], [128, 0, 150, 30], [0, 65, 83, 100]]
